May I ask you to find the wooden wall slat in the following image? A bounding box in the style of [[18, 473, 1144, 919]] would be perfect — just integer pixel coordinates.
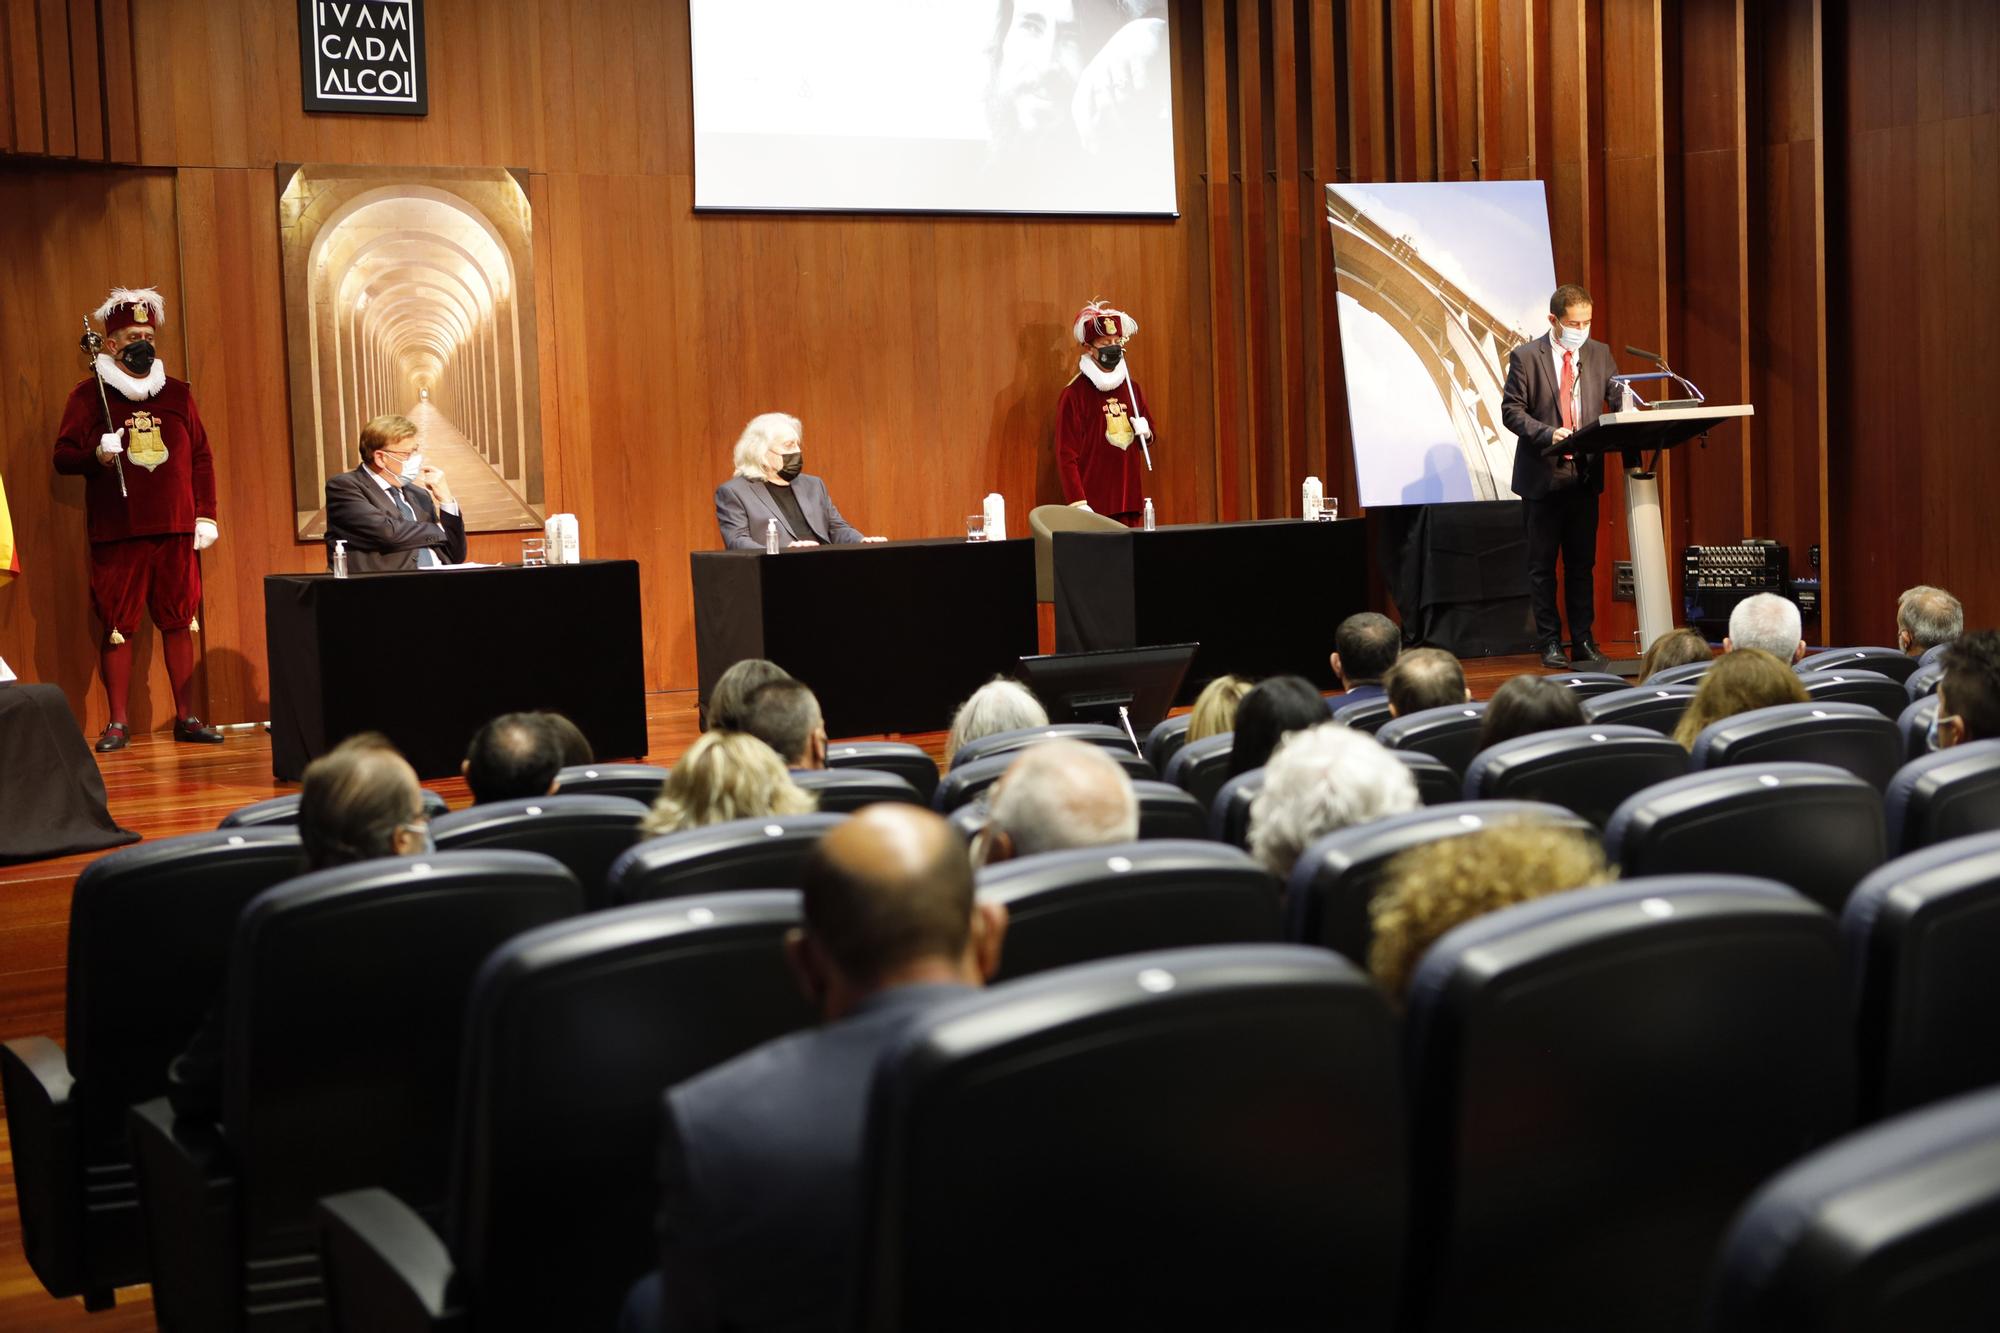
[[1391, 0, 1435, 179], [1347, 0, 1388, 180], [32, 0, 70, 155], [1201, 0, 1245, 521], [1234, 0, 1274, 516], [1270, 1, 1308, 507], [63, 0, 97, 158], [1435, 0, 1479, 179], [6, 0, 44, 154]]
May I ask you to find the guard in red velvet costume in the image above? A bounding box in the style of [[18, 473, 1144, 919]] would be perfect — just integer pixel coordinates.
[[1055, 300, 1155, 525], [53, 287, 223, 751]]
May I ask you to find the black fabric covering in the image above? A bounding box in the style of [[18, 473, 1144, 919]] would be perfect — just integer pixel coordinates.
[[1052, 519, 1368, 701], [692, 539, 1038, 737], [1376, 501, 1536, 656], [0, 683, 138, 864], [264, 560, 647, 781]]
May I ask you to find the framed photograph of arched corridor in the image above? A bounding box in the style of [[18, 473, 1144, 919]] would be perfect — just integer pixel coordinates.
[[279, 163, 546, 539]]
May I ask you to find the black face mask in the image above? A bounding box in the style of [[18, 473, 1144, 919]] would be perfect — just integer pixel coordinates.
[[117, 340, 157, 375], [1094, 345, 1124, 370], [776, 453, 803, 481]]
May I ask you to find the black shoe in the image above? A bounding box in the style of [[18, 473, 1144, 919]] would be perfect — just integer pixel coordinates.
[[1538, 642, 1571, 671], [173, 717, 224, 744], [1571, 640, 1609, 668], [94, 722, 130, 753]]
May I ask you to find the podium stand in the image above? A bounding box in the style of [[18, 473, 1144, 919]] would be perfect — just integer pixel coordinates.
[[1566, 404, 1754, 665]]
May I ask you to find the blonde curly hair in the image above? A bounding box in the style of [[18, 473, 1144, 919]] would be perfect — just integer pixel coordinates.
[[1185, 674, 1252, 743], [641, 731, 816, 836], [1368, 820, 1612, 999]]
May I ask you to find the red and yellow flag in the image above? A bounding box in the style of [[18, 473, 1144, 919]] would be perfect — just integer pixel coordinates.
[[0, 470, 19, 585]]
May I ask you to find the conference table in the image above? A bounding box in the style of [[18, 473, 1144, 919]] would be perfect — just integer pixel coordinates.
[[264, 560, 648, 781], [691, 538, 1038, 737], [1053, 518, 1370, 700]]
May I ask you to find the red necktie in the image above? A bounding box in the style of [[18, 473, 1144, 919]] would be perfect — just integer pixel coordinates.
[[1559, 349, 1577, 430]]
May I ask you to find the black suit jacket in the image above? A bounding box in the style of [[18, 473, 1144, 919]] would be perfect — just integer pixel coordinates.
[[1502, 335, 1617, 499], [323, 466, 469, 572]]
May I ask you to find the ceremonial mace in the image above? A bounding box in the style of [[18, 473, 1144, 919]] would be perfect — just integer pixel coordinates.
[[79, 319, 129, 499]]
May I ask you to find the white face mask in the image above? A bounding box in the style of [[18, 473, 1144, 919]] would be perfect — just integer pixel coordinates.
[[1557, 323, 1589, 351], [398, 451, 424, 480]]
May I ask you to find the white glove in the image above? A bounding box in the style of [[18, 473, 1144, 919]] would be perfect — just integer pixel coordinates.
[[96, 429, 125, 465], [194, 518, 219, 552], [1132, 415, 1152, 442]]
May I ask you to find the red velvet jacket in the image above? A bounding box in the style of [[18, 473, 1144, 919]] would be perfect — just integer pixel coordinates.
[[1056, 370, 1153, 516], [54, 374, 216, 543]]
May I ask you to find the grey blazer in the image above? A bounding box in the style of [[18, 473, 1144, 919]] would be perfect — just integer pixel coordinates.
[[1501, 336, 1618, 500], [713, 473, 864, 550]]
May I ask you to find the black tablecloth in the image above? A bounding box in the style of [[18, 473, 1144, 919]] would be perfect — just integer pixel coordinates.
[[265, 560, 648, 781], [1052, 519, 1370, 700], [0, 683, 139, 864], [691, 539, 1039, 737], [1375, 502, 1536, 656]]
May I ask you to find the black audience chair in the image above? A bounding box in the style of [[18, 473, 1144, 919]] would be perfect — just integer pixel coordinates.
[[1897, 695, 1940, 763], [1284, 801, 1592, 965], [790, 767, 924, 813], [1376, 701, 1488, 779], [854, 946, 1406, 1333], [605, 812, 847, 905], [1844, 832, 2000, 1119], [1581, 682, 1697, 735], [1401, 877, 1853, 1333], [931, 747, 1155, 814], [1333, 696, 1394, 734], [1799, 645, 1921, 685], [1142, 713, 1193, 773], [1645, 659, 1714, 687], [1701, 1085, 2000, 1333], [1904, 657, 1945, 700], [432, 793, 648, 910], [1691, 700, 1903, 789], [1208, 767, 1263, 847], [316, 892, 815, 1332], [1919, 641, 1949, 666], [221, 789, 448, 829], [1392, 748, 1461, 805], [0, 828, 305, 1310], [1796, 668, 1910, 721], [550, 763, 669, 803], [1132, 779, 1208, 840], [978, 841, 1282, 982], [1882, 739, 2000, 855], [1606, 762, 1885, 912], [129, 851, 581, 1332], [948, 722, 1136, 770], [824, 741, 939, 803], [1548, 670, 1630, 698], [1161, 732, 1236, 812], [1463, 723, 1691, 828]]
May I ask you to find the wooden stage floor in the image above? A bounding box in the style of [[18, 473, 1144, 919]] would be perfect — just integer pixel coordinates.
[[0, 651, 1590, 1326]]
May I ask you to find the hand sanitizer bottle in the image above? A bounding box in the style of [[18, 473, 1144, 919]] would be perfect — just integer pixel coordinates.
[[331, 540, 348, 579], [1142, 498, 1156, 532], [765, 519, 780, 555]]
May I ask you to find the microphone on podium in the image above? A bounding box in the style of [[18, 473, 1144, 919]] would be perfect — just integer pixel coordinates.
[[1625, 344, 1665, 364]]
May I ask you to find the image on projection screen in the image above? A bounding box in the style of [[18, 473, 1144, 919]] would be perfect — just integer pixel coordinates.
[[689, 0, 1176, 215], [1327, 181, 1558, 506]]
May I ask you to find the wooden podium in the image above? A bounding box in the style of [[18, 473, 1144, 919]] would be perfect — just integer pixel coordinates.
[[1567, 403, 1755, 664]]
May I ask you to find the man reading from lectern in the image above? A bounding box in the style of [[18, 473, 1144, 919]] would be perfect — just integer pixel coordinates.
[[323, 414, 467, 572], [1502, 284, 1616, 671]]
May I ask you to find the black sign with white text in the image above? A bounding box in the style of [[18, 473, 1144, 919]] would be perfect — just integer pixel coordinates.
[[298, 0, 428, 116]]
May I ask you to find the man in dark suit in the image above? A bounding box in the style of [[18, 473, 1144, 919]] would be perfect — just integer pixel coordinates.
[[1502, 284, 1616, 670], [322, 414, 468, 572], [618, 804, 1008, 1333], [714, 411, 884, 550], [1324, 611, 1401, 712]]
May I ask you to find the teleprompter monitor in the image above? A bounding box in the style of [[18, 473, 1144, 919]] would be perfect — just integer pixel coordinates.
[[1015, 643, 1197, 734]]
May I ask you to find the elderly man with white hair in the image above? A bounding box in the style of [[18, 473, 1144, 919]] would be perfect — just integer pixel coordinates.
[[1896, 585, 1963, 656], [1723, 592, 1806, 664], [714, 412, 885, 550], [944, 677, 1050, 767], [975, 739, 1139, 866], [1247, 724, 1420, 880]]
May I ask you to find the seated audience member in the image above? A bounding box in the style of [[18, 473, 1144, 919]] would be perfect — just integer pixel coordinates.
[[944, 677, 1049, 767], [1229, 675, 1333, 777], [1670, 647, 1810, 749], [974, 739, 1139, 867], [1327, 611, 1401, 708], [1723, 591, 1806, 664], [1247, 724, 1419, 880], [617, 806, 1006, 1333], [1897, 584, 1964, 657], [1383, 647, 1471, 718], [461, 712, 565, 804], [321, 414, 467, 572], [167, 733, 430, 1122], [1637, 626, 1715, 682], [1478, 674, 1586, 751], [705, 658, 794, 733], [540, 710, 593, 766], [1184, 674, 1251, 744], [638, 731, 815, 837], [1369, 820, 1612, 1000], [740, 679, 828, 771], [713, 412, 884, 550], [1932, 630, 2000, 749]]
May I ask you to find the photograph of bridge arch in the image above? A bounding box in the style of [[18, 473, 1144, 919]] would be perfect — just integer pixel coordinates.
[[1327, 181, 1557, 507]]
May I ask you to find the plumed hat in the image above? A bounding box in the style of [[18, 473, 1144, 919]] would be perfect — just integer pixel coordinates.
[[1072, 300, 1138, 345], [94, 287, 167, 336]]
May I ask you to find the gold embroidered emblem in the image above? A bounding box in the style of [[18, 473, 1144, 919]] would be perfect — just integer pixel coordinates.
[[126, 410, 169, 471], [131, 303, 150, 325], [1102, 399, 1134, 450]]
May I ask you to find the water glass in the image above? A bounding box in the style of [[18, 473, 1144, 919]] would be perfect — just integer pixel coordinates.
[[521, 537, 547, 566], [965, 514, 987, 542]]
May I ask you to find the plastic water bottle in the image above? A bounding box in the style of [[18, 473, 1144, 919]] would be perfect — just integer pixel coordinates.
[[1141, 498, 1156, 532], [765, 519, 780, 555], [331, 540, 348, 579]]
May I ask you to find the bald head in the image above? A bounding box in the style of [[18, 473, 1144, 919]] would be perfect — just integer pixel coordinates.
[[983, 740, 1138, 864], [800, 805, 979, 991]]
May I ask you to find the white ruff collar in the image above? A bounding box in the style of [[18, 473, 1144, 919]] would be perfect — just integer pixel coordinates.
[[96, 353, 166, 401], [1078, 354, 1130, 393]]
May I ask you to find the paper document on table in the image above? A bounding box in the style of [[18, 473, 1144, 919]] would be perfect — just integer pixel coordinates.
[[0, 656, 15, 682]]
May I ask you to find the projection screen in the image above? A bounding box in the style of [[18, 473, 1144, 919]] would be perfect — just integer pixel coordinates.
[[689, 1, 1177, 215]]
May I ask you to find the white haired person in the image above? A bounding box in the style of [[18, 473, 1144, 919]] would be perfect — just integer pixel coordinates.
[[974, 739, 1139, 867], [1723, 591, 1807, 664], [944, 677, 1050, 767], [713, 412, 884, 550], [1247, 723, 1420, 881], [1056, 300, 1156, 525], [1896, 585, 1962, 657], [52, 287, 222, 751]]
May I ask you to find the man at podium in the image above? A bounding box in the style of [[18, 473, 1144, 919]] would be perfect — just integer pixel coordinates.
[[1502, 283, 1617, 671]]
